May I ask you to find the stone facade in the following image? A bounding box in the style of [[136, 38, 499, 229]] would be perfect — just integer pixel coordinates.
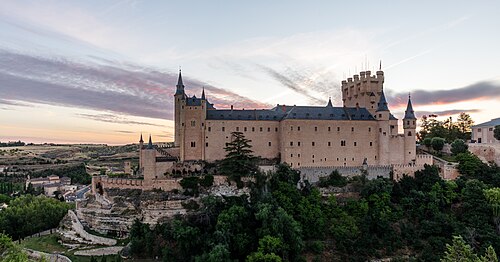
[[471, 117, 500, 144], [174, 70, 418, 167]]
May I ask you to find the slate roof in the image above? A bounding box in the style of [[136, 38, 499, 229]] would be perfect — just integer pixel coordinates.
[[185, 95, 215, 109], [404, 97, 416, 119], [472, 117, 500, 128], [376, 91, 389, 112], [206, 105, 376, 121]]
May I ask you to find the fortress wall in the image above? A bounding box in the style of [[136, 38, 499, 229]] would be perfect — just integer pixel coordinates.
[[416, 154, 433, 166], [298, 165, 391, 183], [205, 120, 280, 161], [469, 143, 500, 165], [155, 161, 175, 177], [388, 135, 405, 165], [280, 119, 380, 168]]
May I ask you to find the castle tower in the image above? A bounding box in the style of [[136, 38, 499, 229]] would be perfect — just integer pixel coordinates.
[[143, 135, 156, 186], [174, 70, 185, 148], [341, 70, 384, 116], [403, 95, 417, 163], [376, 90, 390, 165], [139, 133, 144, 174]]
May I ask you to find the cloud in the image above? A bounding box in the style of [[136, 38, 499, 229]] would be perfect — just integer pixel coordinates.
[[257, 65, 341, 105], [77, 113, 165, 127], [0, 50, 268, 119], [386, 81, 500, 108], [415, 109, 480, 117]]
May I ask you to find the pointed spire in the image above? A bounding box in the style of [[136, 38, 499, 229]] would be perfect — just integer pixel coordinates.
[[404, 93, 416, 119], [326, 97, 333, 107], [147, 135, 153, 149], [379, 60, 382, 71], [139, 133, 143, 143], [376, 91, 389, 112], [201, 86, 205, 100], [175, 69, 185, 95]]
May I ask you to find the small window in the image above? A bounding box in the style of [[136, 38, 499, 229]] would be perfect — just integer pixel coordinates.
[[312, 142, 315, 146], [236, 127, 239, 131], [351, 127, 354, 132], [370, 142, 373, 146], [312, 155, 315, 158], [268, 142, 272, 146], [478, 128, 482, 132], [275, 127, 278, 132], [182, 123, 184, 126], [298, 142, 301, 146], [291, 154, 293, 157], [298, 154, 301, 157], [490, 128, 493, 131], [252, 127, 255, 132], [205, 142, 208, 147], [208, 127, 211, 132], [328, 127, 331, 131], [190, 142, 196, 147], [260, 127, 263, 132], [407, 120, 410, 125], [222, 127, 225, 132], [290, 142, 293, 146], [368, 127, 371, 132], [298, 126, 301, 131], [337, 127, 340, 131], [328, 142, 331, 146], [379, 114, 382, 118], [267, 127, 271, 132], [354, 142, 357, 146], [244, 127, 247, 132], [408, 131, 412, 136], [291, 126, 293, 131], [314, 126, 318, 131]]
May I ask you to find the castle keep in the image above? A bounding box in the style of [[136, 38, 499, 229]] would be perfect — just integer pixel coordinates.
[[174, 69, 417, 167]]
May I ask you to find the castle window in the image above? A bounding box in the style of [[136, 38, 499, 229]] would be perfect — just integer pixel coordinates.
[[312, 155, 315, 158], [337, 158, 339, 161], [328, 127, 331, 131], [413, 121, 416, 125], [298, 163, 300, 166], [291, 154, 293, 157], [478, 128, 482, 132], [298, 154, 301, 157], [205, 142, 208, 147], [337, 127, 340, 131], [408, 131, 412, 136], [490, 128, 494, 131], [260, 127, 263, 132], [352, 158, 354, 161], [312, 142, 315, 146], [268, 127, 271, 132], [328, 142, 331, 146], [370, 142, 373, 146], [268, 142, 272, 146], [202, 123, 204, 126], [244, 127, 247, 132], [208, 127, 211, 132], [341, 140, 346, 146], [182, 123, 184, 126], [375, 156, 377, 160], [407, 120, 410, 125], [351, 127, 354, 132], [312, 160, 315, 163], [275, 127, 278, 132], [236, 127, 239, 131], [222, 127, 225, 132], [190, 142, 196, 147], [298, 126, 301, 131], [252, 127, 255, 132], [182, 106, 184, 109], [391, 125, 395, 129], [354, 142, 357, 146], [291, 126, 293, 131], [368, 127, 371, 132], [379, 128, 382, 132], [290, 142, 293, 146], [298, 142, 301, 146], [315, 126, 318, 131]]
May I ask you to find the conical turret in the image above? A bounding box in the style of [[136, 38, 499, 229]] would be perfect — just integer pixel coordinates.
[[175, 69, 185, 96], [147, 135, 153, 149], [376, 91, 389, 112], [404, 94, 416, 119], [326, 97, 333, 107], [201, 86, 206, 100]]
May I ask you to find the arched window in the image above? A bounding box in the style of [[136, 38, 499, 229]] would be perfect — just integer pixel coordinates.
[[408, 131, 412, 136]]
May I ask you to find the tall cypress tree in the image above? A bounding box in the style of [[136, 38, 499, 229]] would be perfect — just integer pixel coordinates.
[[219, 132, 259, 187]]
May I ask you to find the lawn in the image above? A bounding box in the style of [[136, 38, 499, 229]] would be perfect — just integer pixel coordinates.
[[21, 234, 120, 262]]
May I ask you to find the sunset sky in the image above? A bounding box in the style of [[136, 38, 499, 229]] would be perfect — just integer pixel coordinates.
[[1, 1, 500, 144]]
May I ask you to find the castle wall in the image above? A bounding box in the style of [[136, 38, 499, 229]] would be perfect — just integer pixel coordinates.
[[468, 143, 500, 165], [342, 71, 384, 115], [298, 165, 391, 183], [280, 119, 380, 167], [388, 135, 405, 165], [205, 120, 280, 161], [181, 103, 206, 161], [155, 161, 175, 177]]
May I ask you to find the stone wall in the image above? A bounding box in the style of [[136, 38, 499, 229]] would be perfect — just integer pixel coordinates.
[[469, 143, 500, 165], [298, 165, 391, 183]]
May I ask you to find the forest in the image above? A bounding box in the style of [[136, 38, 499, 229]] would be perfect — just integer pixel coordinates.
[[127, 132, 500, 261]]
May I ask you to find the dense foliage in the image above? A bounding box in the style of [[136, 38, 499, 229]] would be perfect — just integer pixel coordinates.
[[0, 141, 25, 147], [219, 132, 259, 187], [0, 195, 73, 240], [418, 113, 474, 142]]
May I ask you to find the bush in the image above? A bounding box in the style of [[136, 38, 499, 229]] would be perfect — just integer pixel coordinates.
[[423, 137, 432, 148], [318, 170, 347, 188], [431, 137, 446, 152], [450, 139, 468, 155]]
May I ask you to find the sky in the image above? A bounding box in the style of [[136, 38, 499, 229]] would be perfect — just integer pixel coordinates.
[[1, 0, 500, 144]]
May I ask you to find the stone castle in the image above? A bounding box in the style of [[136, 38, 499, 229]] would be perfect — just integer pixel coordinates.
[[92, 69, 436, 195]]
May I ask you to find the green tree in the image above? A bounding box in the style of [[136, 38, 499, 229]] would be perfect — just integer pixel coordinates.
[[456, 113, 474, 140], [219, 132, 259, 187], [451, 139, 468, 155], [317, 170, 347, 188], [431, 137, 446, 152], [494, 125, 500, 141], [423, 137, 433, 148], [441, 235, 478, 261], [0, 233, 29, 262]]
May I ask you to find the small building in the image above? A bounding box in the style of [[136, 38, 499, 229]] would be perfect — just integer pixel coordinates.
[[472, 117, 500, 144]]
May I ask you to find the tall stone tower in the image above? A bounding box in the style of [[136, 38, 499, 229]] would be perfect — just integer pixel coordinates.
[[138, 133, 144, 174], [341, 70, 384, 115], [376, 91, 390, 165], [403, 95, 417, 163], [143, 135, 156, 186], [174, 70, 185, 148], [180, 89, 207, 161]]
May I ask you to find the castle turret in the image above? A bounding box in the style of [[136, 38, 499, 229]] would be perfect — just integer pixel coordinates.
[[376, 90, 390, 165], [174, 69, 185, 147], [143, 135, 156, 186], [139, 133, 144, 173], [403, 95, 417, 163], [201, 86, 206, 100]]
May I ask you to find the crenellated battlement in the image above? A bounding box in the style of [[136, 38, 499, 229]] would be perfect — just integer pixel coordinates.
[[341, 70, 385, 111]]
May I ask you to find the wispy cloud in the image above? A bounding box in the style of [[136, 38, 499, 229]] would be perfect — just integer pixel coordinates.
[[387, 81, 500, 108], [0, 50, 268, 119], [77, 113, 164, 127], [416, 109, 480, 117]]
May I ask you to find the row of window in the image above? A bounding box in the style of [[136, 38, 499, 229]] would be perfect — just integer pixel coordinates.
[[289, 141, 372, 147], [207, 126, 279, 132], [288, 156, 378, 167], [289, 126, 371, 132]]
